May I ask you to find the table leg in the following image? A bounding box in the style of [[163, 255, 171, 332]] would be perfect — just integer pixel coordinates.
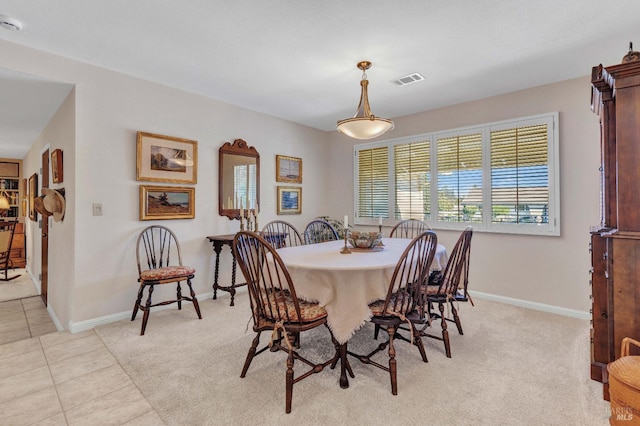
[[212, 242, 222, 300], [229, 254, 238, 306], [339, 343, 355, 389]]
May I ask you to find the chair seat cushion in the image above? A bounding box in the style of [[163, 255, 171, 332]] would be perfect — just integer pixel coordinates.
[[140, 266, 195, 281], [369, 294, 413, 316], [260, 289, 327, 323]]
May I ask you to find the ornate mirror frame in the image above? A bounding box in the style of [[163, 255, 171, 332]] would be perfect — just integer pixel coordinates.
[[218, 139, 260, 220]]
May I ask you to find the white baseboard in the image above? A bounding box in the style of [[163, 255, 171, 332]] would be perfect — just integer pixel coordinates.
[[68, 291, 215, 333], [68, 288, 589, 333], [469, 290, 590, 320]]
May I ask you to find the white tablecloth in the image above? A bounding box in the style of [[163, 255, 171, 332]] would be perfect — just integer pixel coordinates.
[[275, 238, 447, 344]]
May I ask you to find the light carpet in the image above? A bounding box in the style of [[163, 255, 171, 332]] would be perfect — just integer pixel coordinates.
[[0, 269, 36, 302], [95, 292, 611, 426]]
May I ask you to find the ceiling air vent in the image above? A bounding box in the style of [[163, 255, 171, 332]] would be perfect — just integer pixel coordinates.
[[391, 72, 425, 87]]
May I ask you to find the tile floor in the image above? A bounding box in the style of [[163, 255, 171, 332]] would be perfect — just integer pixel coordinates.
[[0, 298, 163, 425], [0, 297, 58, 346]]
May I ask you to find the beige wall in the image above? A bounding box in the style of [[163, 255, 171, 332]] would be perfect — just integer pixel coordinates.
[[23, 88, 76, 328], [3, 37, 601, 327], [326, 76, 601, 314], [2, 39, 330, 329]]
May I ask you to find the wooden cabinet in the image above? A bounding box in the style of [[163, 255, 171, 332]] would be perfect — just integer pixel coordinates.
[[590, 57, 640, 400]]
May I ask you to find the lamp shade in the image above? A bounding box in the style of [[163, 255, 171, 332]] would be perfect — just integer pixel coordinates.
[[337, 61, 394, 140], [336, 116, 395, 140]]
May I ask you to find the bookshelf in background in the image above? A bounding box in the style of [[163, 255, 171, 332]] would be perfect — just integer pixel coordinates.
[[0, 159, 23, 219]]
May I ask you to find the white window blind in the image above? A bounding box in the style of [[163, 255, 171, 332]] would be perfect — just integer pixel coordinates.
[[394, 140, 430, 220], [436, 133, 483, 223], [234, 164, 257, 207], [490, 122, 549, 224], [357, 146, 389, 219]]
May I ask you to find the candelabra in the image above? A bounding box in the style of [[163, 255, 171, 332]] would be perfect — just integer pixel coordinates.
[[340, 229, 352, 254], [378, 224, 385, 246]]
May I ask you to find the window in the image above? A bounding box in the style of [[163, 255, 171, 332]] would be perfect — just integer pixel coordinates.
[[234, 164, 257, 208], [394, 140, 430, 220], [354, 113, 559, 236], [357, 146, 389, 220]]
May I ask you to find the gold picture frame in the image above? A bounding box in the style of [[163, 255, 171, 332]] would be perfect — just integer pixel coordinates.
[[276, 155, 302, 184], [139, 185, 195, 220], [136, 131, 198, 184], [28, 173, 38, 222], [51, 149, 63, 183], [277, 186, 301, 215]]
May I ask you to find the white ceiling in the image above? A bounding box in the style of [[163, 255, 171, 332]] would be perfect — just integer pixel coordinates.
[[1, 0, 639, 158]]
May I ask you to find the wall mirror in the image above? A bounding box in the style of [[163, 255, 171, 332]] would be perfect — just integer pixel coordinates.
[[219, 139, 260, 220]]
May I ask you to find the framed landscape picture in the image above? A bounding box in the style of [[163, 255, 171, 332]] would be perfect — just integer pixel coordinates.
[[139, 185, 195, 220], [276, 155, 302, 184], [136, 131, 198, 184], [277, 186, 301, 215], [28, 173, 38, 222], [51, 149, 63, 183]]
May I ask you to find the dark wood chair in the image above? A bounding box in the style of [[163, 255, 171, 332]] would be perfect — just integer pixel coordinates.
[[389, 219, 430, 239], [416, 226, 473, 358], [233, 231, 336, 413], [261, 220, 304, 248], [348, 230, 438, 395], [303, 219, 339, 244], [131, 225, 202, 335], [0, 221, 19, 281]]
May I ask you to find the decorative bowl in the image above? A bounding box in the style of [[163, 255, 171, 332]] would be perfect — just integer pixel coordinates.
[[348, 231, 383, 249]]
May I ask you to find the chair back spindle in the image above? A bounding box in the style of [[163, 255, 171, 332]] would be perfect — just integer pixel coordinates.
[[261, 220, 304, 248], [303, 219, 339, 245], [389, 219, 431, 239]]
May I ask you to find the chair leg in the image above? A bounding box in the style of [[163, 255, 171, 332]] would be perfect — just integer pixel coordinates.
[[285, 350, 294, 414], [131, 284, 145, 321], [412, 324, 428, 363], [387, 325, 398, 395], [140, 285, 154, 336], [450, 301, 463, 335], [241, 332, 261, 378], [439, 303, 451, 358], [374, 324, 380, 340], [187, 279, 202, 319], [177, 282, 182, 310]]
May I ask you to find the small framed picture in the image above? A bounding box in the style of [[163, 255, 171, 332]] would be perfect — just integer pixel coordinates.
[[28, 173, 38, 222], [277, 186, 301, 215], [136, 131, 198, 184], [139, 185, 195, 220], [51, 149, 63, 183], [276, 155, 302, 184]]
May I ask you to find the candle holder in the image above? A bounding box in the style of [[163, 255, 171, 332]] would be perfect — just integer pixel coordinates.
[[378, 224, 385, 246], [340, 230, 352, 254], [239, 215, 245, 231], [254, 213, 259, 232]]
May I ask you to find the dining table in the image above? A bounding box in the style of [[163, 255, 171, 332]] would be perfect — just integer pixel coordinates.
[[275, 237, 447, 388]]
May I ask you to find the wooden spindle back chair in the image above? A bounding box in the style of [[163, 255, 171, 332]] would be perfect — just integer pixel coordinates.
[[418, 226, 473, 357], [389, 219, 431, 239], [131, 225, 202, 335], [348, 230, 438, 395], [303, 219, 339, 244], [261, 220, 304, 248], [233, 231, 335, 413]]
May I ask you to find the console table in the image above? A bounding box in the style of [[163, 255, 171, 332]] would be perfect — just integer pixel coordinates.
[[206, 234, 246, 306]]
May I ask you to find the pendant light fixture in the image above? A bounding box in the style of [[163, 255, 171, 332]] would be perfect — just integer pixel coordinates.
[[337, 61, 394, 140]]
